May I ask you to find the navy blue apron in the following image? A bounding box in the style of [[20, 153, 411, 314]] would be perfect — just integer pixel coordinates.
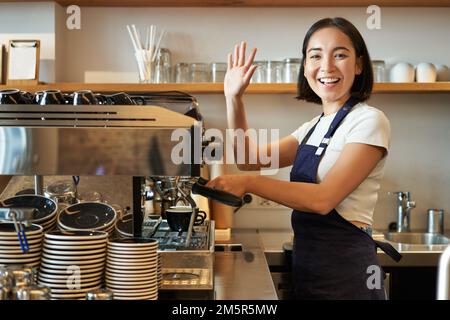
[[290, 96, 401, 300]]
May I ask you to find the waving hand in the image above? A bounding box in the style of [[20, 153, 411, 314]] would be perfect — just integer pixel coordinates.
[[224, 41, 258, 98]]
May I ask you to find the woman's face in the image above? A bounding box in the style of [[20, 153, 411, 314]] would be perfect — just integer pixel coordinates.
[[304, 27, 362, 105]]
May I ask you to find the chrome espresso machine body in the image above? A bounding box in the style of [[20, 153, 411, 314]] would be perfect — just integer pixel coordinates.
[[0, 91, 224, 298]]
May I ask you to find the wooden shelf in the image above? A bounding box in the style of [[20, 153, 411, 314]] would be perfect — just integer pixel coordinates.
[[2, 0, 450, 6], [1, 82, 450, 94]]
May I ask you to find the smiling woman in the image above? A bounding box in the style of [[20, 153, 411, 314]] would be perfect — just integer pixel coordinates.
[[207, 17, 402, 300]]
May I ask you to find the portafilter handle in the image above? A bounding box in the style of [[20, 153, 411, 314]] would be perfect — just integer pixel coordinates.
[[191, 177, 243, 207]]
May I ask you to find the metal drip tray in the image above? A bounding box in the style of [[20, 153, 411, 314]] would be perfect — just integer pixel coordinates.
[[155, 220, 214, 293], [162, 268, 211, 289]]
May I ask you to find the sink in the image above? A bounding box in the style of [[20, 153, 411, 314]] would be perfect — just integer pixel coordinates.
[[384, 232, 450, 245]]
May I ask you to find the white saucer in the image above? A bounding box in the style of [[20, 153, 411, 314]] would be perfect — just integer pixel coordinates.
[[107, 252, 157, 259], [108, 286, 158, 294], [105, 263, 158, 270], [107, 249, 158, 257], [0, 257, 41, 264], [50, 285, 102, 294], [107, 255, 157, 263], [45, 230, 108, 241], [0, 246, 41, 254], [43, 248, 106, 256], [105, 267, 155, 274], [39, 270, 103, 280], [40, 264, 104, 274], [113, 290, 158, 297], [38, 278, 102, 289], [41, 258, 105, 268], [0, 238, 43, 245], [0, 251, 41, 258], [107, 244, 157, 251], [107, 239, 158, 248], [106, 278, 158, 287], [0, 233, 43, 240], [0, 223, 43, 236], [105, 273, 156, 282], [107, 260, 157, 269], [44, 239, 107, 246], [114, 294, 157, 300], [40, 261, 105, 269], [42, 252, 106, 261]]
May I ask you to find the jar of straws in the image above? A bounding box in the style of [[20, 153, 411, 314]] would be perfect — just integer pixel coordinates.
[[126, 24, 166, 83]]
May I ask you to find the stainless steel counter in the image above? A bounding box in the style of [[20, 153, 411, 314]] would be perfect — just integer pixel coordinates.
[[214, 229, 278, 300]]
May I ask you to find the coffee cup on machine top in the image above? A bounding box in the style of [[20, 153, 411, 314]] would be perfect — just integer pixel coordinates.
[[72, 90, 98, 105], [0, 89, 32, 104], [166, 206, 206, 232], [37, 89, 67, 105]]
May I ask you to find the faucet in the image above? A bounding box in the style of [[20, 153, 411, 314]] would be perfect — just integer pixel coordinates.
[[394, 191, 416, 232]]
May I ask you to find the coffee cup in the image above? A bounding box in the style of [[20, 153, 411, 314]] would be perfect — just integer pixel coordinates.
[[107, 92, 136, 105], [166, 206, 206, 232], [38, 89, 66, 105], [415, 62, 437, 83], [436, 64, 450, 81], [390, 62, 415, 83], [73, 90, 98, 105], [0, 89, 31, 104]]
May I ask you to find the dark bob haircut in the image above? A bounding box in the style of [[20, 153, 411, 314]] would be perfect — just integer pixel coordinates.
[[296, 17, 373, 104]]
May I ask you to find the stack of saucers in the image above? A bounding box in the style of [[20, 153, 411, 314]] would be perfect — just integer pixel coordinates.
[[0, 223, 43, 269], [157, 252, 162, 289], [106, 238, 159, 300], [0, 195, 58, 232], [38, 230, 108, 300], [57, 202, 117, 236]]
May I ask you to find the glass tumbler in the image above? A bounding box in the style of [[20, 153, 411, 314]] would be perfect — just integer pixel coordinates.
[[372, 60, 385, 82], [190, 63, 210, 82], [250, 61, 267, 83], [266, 60, 283, 83], [283, 58, 301, 83], [211, 62, 227, 83], [175, 63, 190, 83], [154, 48, 172, 83]]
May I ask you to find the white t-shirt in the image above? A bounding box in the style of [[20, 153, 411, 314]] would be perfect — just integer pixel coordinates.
[[290, 102, 390, 225]]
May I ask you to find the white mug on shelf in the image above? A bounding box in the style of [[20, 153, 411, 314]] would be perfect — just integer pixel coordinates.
[[415, 62, 437, 83], [435, 64, 450, 81], [390, 62, 415, 83]]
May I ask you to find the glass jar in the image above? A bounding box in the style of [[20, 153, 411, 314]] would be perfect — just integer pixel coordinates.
[[250, 61, 267, 83], [154, 48, 172, 83], [266, 60, 283, 83], [210, 62, 227, 83], [189, 63, 210, 82], [283, 58, 301, 83], [372, 60, 385, 83], [175, 63, 190, 83]]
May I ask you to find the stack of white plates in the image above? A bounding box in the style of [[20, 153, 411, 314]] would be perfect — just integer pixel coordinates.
[[106, 238, 159, 300], [38, 230, 108, 300], [57, 202, 117, 236], [0, 223, 43, 268]]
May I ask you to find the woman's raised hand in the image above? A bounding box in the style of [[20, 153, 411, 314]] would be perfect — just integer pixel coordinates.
[[224, 41, 257, 99]]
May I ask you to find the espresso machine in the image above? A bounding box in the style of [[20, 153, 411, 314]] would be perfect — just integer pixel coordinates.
[[0, 90, 242, 299]]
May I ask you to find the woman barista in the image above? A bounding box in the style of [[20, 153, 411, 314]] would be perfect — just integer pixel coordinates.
[[206, 17, 401, 299]]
